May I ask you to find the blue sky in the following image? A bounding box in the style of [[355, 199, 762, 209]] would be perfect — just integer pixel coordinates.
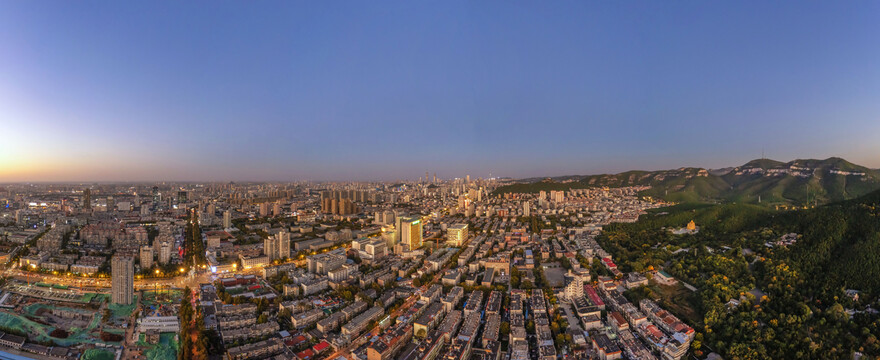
[[2, 1, 879, 181]]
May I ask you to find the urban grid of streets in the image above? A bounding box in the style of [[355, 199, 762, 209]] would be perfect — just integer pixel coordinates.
[[0, 181, 697, 360]]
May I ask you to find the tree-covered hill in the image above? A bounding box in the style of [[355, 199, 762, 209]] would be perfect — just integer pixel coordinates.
[[493, 157, 880, 206], [597, 189, 880, 359]]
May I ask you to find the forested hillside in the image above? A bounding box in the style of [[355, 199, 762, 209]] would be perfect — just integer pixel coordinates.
[[493, 157, 880, 206], [597, 190, 880, 359]]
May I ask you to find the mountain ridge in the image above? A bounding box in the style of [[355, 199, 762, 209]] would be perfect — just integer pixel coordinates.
[[494, 157, 880, 205]]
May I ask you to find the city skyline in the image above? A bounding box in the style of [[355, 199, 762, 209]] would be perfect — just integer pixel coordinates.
[[2, 2, 879, 359], [3, 1, 880, 182]]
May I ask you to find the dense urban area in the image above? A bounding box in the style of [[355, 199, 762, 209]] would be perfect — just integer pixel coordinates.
[[2, 168, 880, 360], [6, 1, 880, 359]]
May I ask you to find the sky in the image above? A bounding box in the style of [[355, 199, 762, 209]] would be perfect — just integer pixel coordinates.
[[1, 1, 879, 182]]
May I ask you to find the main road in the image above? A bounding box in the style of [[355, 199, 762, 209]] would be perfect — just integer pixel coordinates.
[[4, 268, 215, 290]]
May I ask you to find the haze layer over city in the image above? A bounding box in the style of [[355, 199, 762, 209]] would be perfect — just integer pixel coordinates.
[[2, 2, 880, 360]]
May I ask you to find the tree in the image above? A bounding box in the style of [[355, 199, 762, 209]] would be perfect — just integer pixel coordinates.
[[178, 287, 208, 360], [555, 333, 567, 347], [510, 267, 521, 288], [279, 308, 292, 319], [183, 210, 206, 269]]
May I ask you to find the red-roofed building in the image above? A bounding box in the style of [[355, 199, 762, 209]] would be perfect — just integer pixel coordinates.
[[220, 274, 258, 287], [609, 312, 629, 332], [585, 286, 605, 310], [646, 324, 664, 340], [296, 349, 315, 359], [287, 334, 307, 347], [601, 257, 617, 269], [313, 340, 331, 353]]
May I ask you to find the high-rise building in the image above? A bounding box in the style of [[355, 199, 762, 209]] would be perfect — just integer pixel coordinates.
[[111, 256, 134, 305], [264, 231, 290, 261], [259, 202, 270, 217], [178, 191, 187, 204], [394, 213, 404, 244], [399, 216, 423, 251], [152, 237, 162, 256], [458, 195, 471, 212], [321, 198, 330, 213], [140, 246, 153, 269], [159, 241, 171, 264], [273, 202, 282, 217], [523, 201, 530, 217], [383, 210, 395, 225], [223, 210, 231, 229], [447, 223, 469, 246], [151, 186, 160, 205], [336, 199, 356, 215], [83, 188, 92, 210]]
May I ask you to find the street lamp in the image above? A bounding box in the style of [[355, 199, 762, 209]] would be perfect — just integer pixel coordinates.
[[28, 263, 36, 286]]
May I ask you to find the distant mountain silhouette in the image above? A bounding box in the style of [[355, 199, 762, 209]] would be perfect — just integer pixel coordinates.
[[494, 157, 880, 205]]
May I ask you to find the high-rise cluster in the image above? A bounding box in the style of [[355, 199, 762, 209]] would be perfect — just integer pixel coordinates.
[[320, 191, 360, 215], [264, 230, 290, 261]]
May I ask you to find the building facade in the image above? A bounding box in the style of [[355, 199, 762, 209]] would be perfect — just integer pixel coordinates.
[[111, 256, 134, 305]]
